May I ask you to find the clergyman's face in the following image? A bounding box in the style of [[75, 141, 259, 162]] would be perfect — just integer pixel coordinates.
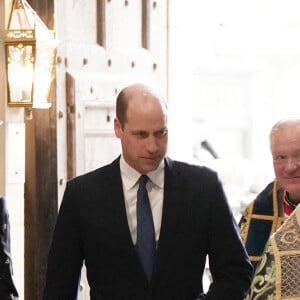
[[114, 96, 168, 174], [271, 123, 300, 200]]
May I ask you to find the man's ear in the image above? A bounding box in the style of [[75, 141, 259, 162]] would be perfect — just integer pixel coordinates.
[[114, 118, 122, 138]]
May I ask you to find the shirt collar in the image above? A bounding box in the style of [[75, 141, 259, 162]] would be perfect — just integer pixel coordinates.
[[120, 155, 165, 190]]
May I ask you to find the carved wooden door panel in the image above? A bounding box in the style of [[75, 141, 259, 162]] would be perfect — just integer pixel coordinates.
[[61, 1, 168, 298]]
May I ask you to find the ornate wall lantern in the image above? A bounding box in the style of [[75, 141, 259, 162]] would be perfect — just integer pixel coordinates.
[[4, 0, 57, 108]]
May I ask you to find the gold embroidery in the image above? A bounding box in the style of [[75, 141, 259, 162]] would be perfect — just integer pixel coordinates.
[[246, 206, 300, 299]]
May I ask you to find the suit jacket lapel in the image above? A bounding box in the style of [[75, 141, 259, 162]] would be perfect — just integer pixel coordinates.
[[104, 158, 131, 241], [151, 158, 187, 285], [105, 158, 147, 281], [106, 157, 187, 286]]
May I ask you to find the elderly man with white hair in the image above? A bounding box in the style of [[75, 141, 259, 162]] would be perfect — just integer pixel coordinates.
[[239, 118, 300, 271]]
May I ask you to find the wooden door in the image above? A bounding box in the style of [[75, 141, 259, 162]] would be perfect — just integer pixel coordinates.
[[56, 1, 168, 298]]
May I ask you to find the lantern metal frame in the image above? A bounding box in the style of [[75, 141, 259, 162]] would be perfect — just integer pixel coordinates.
[[4, 0, 57, 108]]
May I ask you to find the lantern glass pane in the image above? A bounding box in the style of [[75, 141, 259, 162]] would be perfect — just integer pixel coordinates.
[[7, 43, 34, 105], [33, 40, 56, 108], [9, 6, 33, 29]]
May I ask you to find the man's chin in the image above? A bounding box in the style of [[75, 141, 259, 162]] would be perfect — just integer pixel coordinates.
[[284, 183, 300, 195], [140, 163, 160, 173]]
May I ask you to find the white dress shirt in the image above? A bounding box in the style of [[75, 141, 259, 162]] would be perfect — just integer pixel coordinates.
[[119, 155, 164, 244]]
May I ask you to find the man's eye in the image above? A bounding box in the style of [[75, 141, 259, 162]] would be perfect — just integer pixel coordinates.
[[136, 132, 147, 138], [275, 155, 285, 161], [155, 129, 168, 137]]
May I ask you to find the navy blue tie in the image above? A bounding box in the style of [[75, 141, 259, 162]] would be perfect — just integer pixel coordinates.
[[136, 175, 156, 281]]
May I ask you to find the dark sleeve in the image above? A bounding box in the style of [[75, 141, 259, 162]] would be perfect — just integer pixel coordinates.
[[238, 181, 275, 269], [0, 197, 19, 299], [203, 175, 253, 300], [43, 182, 83, 300]]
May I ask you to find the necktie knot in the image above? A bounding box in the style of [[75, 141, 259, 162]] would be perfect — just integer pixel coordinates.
[[139, 175, 149, 188]]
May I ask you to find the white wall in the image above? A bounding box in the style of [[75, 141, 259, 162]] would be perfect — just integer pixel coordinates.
[[168, 0, 300, 215]]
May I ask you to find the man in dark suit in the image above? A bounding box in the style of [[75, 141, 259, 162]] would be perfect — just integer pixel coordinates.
[[0, 196, 19, 299], [43, 83, 252, 299]]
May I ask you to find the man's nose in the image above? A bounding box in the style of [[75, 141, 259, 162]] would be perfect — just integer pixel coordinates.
[[146, 136, 159, 152], [285, 157, 299, 172]]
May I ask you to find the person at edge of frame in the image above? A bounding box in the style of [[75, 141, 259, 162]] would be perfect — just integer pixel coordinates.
[[239, 118, 300, 271], [0, 196, 19, 300]]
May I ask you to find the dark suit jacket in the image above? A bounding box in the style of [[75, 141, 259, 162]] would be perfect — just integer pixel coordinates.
[[0, 197, 19, 300], [43, 157, 252, 300]]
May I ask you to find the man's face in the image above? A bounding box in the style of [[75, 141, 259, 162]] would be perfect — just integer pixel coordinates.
[[271, 123, 300, 201], [114, 96, 168, 174]]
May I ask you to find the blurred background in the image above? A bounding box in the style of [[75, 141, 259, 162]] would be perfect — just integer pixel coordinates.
[[2, 0, 300, 298], [169, 0, 300, 220]]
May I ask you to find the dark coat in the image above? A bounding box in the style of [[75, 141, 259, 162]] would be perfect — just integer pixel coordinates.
[[239, 181, 286, 270], [0, 197, 19, 299], [43, 157, 252, 300]]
